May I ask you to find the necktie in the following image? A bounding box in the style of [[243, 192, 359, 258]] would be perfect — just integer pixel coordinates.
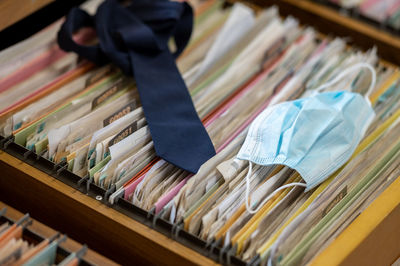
[[57, 0, 216, 173]]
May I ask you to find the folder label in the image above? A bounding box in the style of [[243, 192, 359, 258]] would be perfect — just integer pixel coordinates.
[[103, 101, 136, 126], [108, 121, 138, 147], [85, 65, 113, 87], [92, 79, 125, 109]]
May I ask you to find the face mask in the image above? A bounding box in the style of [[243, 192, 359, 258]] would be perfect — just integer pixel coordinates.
[[237, 63, 376, 214]]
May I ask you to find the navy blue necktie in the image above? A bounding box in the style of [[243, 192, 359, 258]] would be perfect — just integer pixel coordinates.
[[57, 0, 215, 173]]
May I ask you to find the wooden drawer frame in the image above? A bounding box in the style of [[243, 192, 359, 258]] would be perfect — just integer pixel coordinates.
[[0, 201, 118, 266], [0, 0, 54, 31]]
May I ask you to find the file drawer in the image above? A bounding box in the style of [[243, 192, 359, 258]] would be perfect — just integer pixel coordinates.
[[0, 0, 399, 265], [0, 200, 117, 265]]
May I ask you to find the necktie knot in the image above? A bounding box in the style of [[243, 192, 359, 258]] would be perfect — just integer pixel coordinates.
[[58, 0, 192, 75]]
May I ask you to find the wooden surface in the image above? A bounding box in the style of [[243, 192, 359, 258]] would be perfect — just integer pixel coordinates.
[[0, 201, 118, 266], [0, 151, 218, 266], [232, 0, 400, 65], [310, 175, 400, 266], [0, 0, 54, 31]]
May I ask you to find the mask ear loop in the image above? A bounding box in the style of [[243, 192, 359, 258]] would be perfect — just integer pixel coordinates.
[[312, 62, 376, 106], [260, 63, 377, 265], [245, 161, 307, 214]]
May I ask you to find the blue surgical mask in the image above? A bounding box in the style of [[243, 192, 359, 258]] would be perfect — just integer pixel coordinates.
[[237, 63, 376, 214]]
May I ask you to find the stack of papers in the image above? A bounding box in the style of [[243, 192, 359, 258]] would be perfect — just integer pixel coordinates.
[[1, 0, 400, 264], [315, 0, 400, 30]]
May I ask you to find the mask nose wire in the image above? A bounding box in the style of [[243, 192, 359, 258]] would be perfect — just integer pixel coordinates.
[[313, 62, 376, 105], [244, 161, 307, 214]]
